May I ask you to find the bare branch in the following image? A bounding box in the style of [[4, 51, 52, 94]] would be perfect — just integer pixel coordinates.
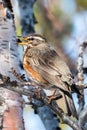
[[43, 100, 82, 130], [0, 73, 84, 130], [0, 85, 82, 130], [78, 105, 87, 129], [77, 43, 85, 114]]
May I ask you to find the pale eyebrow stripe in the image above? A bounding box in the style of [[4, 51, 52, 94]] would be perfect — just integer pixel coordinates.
[[29, 36, 44, 41]]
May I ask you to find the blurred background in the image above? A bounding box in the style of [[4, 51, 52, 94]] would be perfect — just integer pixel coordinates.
[[13, 0, 87, 130]]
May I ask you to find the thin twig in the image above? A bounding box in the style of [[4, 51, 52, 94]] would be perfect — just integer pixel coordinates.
[[77, 44, 85, 114]]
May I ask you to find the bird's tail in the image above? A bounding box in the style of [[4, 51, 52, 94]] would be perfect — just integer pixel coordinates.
[[64, 94, 78, 118]]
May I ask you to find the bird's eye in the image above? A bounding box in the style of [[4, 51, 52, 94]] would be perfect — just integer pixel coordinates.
[[28, 37, 34, 41]]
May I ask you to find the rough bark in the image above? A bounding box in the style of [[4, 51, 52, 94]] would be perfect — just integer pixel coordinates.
[[0, 1, 24, 130]]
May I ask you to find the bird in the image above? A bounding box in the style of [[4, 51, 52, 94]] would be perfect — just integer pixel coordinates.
[[18, 34, 78, 117]]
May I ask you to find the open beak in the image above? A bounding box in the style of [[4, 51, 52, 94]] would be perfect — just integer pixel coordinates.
[[17, 37, 29, 45]]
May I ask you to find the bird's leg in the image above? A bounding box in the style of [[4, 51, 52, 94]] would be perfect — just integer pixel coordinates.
[[47, 89, 62, 103], [35, 87, 42, 98]]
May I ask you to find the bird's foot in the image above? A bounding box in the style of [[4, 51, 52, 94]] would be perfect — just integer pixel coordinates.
[[47, 89, 62, 103]]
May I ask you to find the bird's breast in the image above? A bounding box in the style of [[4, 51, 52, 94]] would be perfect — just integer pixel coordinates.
[[23, 56, 49, 87]]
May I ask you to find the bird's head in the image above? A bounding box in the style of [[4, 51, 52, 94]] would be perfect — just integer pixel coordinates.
[[17, 34, 47, 48]]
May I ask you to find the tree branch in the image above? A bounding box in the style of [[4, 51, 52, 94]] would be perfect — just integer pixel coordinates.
[[0, 73, 85, 130]]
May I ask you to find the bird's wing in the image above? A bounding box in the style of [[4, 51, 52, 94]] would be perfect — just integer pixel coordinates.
[[28, 47, 73, 91]]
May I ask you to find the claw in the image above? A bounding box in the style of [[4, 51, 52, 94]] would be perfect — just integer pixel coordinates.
[[47, 89, 62, 103]]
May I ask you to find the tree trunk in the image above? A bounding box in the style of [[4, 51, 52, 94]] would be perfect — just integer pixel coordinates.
[[0, 1, 24, 130]]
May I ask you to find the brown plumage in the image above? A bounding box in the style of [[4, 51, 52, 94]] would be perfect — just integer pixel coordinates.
[[18, 34, 78, 117]]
